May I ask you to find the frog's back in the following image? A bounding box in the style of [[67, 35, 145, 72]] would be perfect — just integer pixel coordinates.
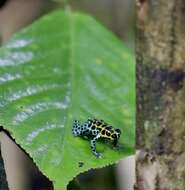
[[86, 119, 121, 140]]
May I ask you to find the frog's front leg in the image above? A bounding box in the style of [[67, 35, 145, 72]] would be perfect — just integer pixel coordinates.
[[90, 133, 102, 158]]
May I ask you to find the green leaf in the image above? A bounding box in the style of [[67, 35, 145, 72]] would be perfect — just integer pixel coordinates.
[[0, 10, 135, 190]]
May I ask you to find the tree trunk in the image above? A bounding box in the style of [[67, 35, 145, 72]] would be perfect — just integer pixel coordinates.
[[0, 138, 9, 190], [136, 0, 185, 189]]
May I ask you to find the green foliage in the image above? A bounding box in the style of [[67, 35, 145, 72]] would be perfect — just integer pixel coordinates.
[[0, 10, 135, 190]]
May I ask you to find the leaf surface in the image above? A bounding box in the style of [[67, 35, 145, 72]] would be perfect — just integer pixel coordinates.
[[0, 10, 135, 190]]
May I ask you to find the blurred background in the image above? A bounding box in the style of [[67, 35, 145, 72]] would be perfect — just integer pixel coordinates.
[[0, 0, 135, 190]]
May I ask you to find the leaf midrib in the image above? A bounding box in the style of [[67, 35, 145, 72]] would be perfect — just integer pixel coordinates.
[[58, 10, 76, 174]]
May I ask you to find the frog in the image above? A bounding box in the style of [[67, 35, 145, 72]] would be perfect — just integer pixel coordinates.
[[72, 118, 121, 158]]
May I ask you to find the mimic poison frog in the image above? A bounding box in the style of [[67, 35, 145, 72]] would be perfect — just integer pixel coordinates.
[[72, 118, 121, 158]]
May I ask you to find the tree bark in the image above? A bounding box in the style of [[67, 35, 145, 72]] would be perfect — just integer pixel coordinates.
[[136, 0, 185, 190], [0, 138, 9, 190]]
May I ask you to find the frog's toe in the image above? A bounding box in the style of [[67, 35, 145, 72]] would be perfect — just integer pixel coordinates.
[[94, 152, 102, 158]]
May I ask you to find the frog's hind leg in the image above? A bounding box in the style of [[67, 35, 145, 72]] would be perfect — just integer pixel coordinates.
[[72, 120, 82, 136], [113, 138, 118, 147]]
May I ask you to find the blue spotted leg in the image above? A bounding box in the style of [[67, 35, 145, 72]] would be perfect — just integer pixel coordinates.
[[90, 133, 102, 158]]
